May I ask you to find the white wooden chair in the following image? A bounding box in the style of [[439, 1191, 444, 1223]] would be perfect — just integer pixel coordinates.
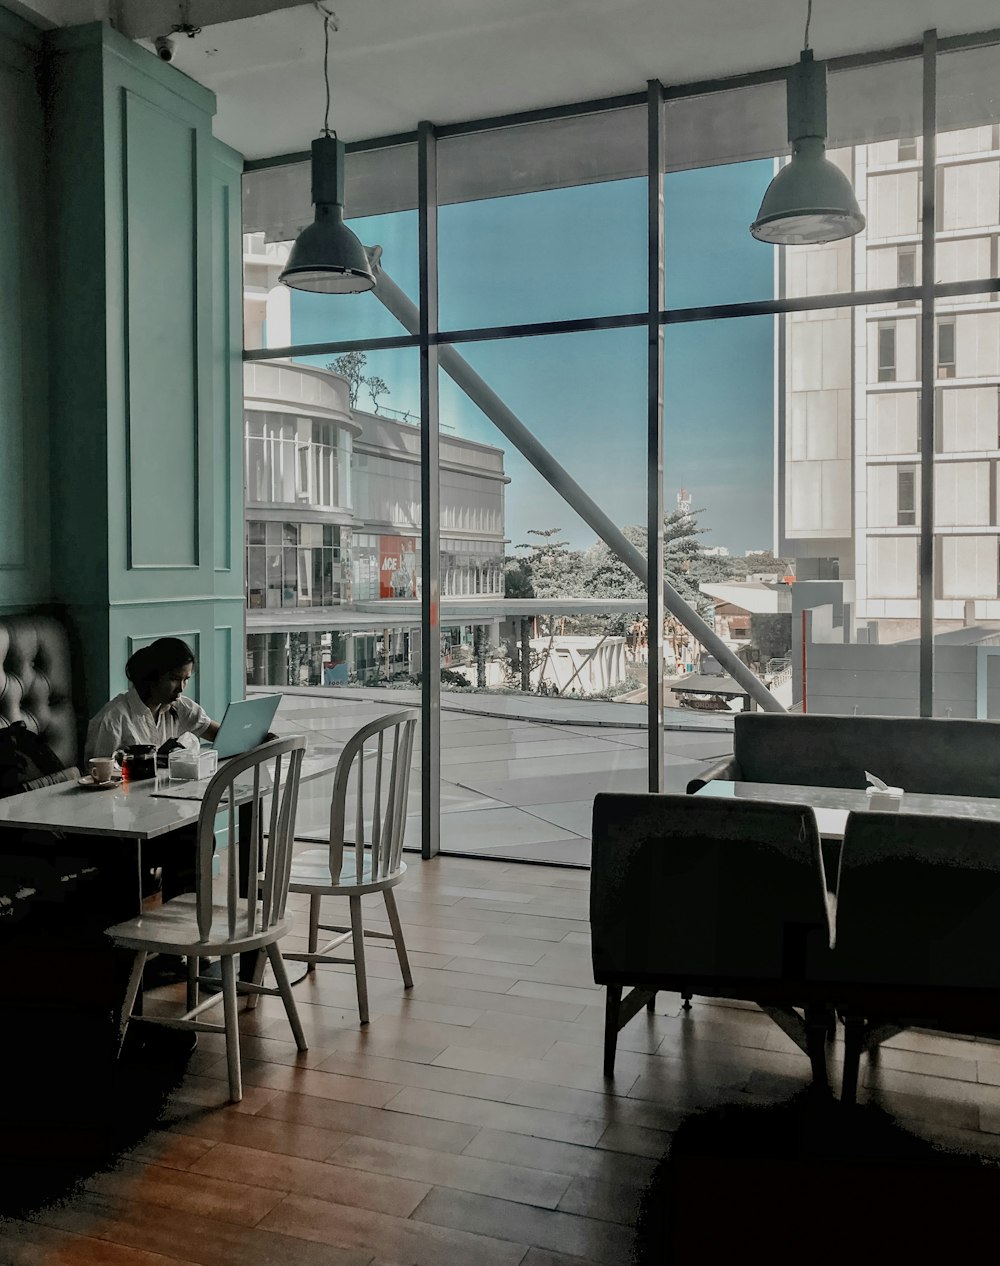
[[105, 735, 308, 1102], [283, 709, 418, 1024]]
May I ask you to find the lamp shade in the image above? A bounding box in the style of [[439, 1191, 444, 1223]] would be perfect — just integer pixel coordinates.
[[750, 137, 865, 244], [750, 50, 865, 245], [280, 136, 376, 293]]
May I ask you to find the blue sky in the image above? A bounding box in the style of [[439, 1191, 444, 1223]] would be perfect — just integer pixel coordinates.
[[291, 159, 775, 555]]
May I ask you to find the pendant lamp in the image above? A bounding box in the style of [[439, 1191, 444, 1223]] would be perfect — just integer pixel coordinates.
[[280, 8, 375, 293], [750, 4, 865, 245]]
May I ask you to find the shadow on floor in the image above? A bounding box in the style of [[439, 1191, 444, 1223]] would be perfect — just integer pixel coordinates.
[[635, 1087, 1000, 1264], [0, 1007, 189, 1222]]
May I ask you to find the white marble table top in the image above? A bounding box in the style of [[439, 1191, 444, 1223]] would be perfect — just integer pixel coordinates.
[[696, 779, 1000, 840], [0, 740, 342, 841]]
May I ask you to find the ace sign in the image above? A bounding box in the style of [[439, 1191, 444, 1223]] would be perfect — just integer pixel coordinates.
[[379, 535, 417, 599]]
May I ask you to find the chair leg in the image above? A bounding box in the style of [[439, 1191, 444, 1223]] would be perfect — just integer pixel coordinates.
[[186, 954, 199, 1012], [804, 1004, 831, 1091], [266, 942, 308, 1052], [646, 991, 657, 1013], [244, 949, 267, 1011], [604, 984, 623, 1078], [117, 951, 147, 1056], [841, 1015, 865, 1107], [307, 893, 321, 973], [349, 894, 369, 1025], [383, 888, 413, 989], [681, 992, 692, 1011], [221, 955, 242, 1103]]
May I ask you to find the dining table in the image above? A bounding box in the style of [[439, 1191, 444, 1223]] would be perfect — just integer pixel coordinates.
[[0, 735, 345, 991], [0, 742, 342, 885], [694, 778, 1000, 838]]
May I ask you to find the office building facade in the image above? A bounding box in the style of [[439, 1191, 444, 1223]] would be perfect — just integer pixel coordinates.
[[780, 126, 1000, 639]]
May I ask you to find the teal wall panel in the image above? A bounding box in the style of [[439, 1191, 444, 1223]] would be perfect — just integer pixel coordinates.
[[41, 23, 245, 741], [214, 623, 234, 718], [0, 15, 244, 744], [212, 167, 233, 576], [123, 91, 200, 570], [47, 31, 113, 613], [98, 29, 216, 607], [0, 15, 49, 610], [211, 141, 245, 602]]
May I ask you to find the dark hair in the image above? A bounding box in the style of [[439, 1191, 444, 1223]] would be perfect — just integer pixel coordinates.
[[126, 638, 196, 697]]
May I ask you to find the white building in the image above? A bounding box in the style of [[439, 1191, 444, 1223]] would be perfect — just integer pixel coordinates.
[[243, 237, 509, 686], [780, 126, 1000, 640]]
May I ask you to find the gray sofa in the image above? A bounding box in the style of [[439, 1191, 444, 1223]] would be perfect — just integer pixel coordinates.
[[686, 712, 1000, 799]]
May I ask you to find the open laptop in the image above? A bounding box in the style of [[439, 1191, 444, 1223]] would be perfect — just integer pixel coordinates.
[[210, 695, 282, 759]]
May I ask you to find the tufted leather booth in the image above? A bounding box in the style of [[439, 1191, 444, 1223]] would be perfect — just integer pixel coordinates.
[[0, 614, 78, 770]]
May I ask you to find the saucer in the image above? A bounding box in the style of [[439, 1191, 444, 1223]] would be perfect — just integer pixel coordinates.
[[77, 775, 120, 790]]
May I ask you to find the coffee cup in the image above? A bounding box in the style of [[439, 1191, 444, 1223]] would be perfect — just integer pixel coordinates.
[[89, 757, 115, 784]]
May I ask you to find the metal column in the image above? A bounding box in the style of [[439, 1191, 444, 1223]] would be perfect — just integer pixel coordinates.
[[919, 31, 937, 717], [647, 80, 666, 790], [417, 120, 441, 857]]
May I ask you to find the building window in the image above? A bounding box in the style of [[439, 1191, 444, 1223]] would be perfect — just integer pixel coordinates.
[[938, 320, 956, 379], [878, 323, 897, 383], [897, 466, 916, 526], [898, 137, 918, 161], [245, 520, 347, 609], [897, 247, 916, 306]]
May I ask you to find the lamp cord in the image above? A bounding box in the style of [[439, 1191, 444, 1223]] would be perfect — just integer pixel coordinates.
[[317, 4, 339, 137], [804, 0, 812, 50]]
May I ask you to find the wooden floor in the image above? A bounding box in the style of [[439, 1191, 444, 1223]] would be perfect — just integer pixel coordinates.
[[6, 853, 1000, 1265]]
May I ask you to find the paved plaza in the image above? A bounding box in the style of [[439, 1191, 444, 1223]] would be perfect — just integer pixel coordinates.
[[267, 687, 734, 865]]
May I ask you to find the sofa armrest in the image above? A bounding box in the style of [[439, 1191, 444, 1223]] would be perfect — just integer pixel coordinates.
[[685, 756, 740, 795]]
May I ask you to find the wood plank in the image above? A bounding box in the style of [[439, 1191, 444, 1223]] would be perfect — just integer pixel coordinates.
[[408, 1186, 633, 1265], [188, 1142, 432, 1216], [259, 1192, 526, 1266], [332, 1134, 572, 1209], [382, 1086, 607, 1146]]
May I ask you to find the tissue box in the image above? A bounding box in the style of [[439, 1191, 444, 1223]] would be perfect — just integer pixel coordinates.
[[866, 786, 903, 811], [168, 746, 218, 781]]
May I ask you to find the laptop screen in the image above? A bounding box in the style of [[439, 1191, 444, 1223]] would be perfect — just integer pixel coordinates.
[[211, 695, 282, 759]]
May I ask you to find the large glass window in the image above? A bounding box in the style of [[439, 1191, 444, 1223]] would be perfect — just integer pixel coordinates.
[[437, 110, 647, 328], [242, 31, 1000, 857]]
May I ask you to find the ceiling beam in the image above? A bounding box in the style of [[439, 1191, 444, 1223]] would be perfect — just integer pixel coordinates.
[[5, 0, 308, 36], [114, 0, 309, 40]]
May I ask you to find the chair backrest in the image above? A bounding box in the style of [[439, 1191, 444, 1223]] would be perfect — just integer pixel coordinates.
[[591, 793, 832, 989], [194, 735, 306, 943], [820, 811, 1000, 991], [326, 708, 418, 884], [732, 712, 1000, 799]]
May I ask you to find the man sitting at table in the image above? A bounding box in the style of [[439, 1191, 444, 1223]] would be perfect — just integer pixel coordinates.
[[87, 638, 222, 983], [86, 637, 221, 770]]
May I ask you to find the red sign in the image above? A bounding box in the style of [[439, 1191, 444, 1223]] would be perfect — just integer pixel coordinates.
[[379, 535, 417, 599]]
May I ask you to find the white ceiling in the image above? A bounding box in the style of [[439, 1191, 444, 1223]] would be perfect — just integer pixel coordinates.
[[21, 0, 1000, 159]]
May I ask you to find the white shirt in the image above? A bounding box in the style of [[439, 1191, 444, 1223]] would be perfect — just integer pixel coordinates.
[[86, 684, 211, 761]]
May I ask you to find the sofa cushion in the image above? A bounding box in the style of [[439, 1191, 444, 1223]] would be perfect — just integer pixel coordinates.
[[732, 713, 1000, 800], [0, 615, 78, 770]]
